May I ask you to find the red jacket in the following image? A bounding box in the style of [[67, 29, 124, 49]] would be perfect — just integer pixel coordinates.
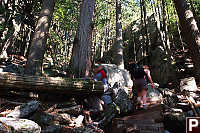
[[99, 69, 107, 79]]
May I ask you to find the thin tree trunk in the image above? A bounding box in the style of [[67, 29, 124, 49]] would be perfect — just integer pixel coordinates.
[[189, 0, 199, 28], [25, 0, 57, 76], [173, 0, 200, 79], [114, 0, 124, 69], [175, 13, 184, 50], [140, 0, 145, 60], [143, 0, 150, 64], [71, 0, 96, 78], [162, 0, 172, 63]]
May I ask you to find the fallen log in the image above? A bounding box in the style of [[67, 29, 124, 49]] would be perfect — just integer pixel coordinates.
[[57, 105, 82, 115], [0, 72, 104, 94]]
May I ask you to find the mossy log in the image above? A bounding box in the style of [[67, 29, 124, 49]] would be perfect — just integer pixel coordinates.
[[0, 72, 104, 94]]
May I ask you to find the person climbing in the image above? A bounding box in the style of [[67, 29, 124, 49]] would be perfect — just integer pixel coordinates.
[[127, 60, 139, 106], [93, 61, 117, 129], [93, 62, 108, 92], [132, 65, 154, 109]]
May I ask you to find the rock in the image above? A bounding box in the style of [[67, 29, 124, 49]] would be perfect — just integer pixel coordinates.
[[149, 44, 175, 84], [30, 111, 72, 126], [99, 84, 133, 128], [41, 125, 61, 133], [84, 96, 104, 112], [3, 63, 24, 74], [74, 115, 84, 127], [7, 100, 39, 118], [180, 77, 198, 92], [98, 103, 118, 128], [146, 83, 162, 102], [113, 87, 133, 114], [101, 64, 133, 89], [73, 125, 104, 133], [0, 117, 41, 133], [0, 68, 3, 73]]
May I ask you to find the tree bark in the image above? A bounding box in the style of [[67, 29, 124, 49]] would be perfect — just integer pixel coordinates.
[[25, 0, 57, 76], [114, 0, 124, 69], [173, 0, 200, 79], [71, 0, 96, 78]]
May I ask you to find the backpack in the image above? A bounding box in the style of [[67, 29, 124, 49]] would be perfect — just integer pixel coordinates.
[[127, 63, 139, 79]]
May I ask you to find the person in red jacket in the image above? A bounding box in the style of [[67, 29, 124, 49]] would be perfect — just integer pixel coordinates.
[[94, 64, 108, 92]]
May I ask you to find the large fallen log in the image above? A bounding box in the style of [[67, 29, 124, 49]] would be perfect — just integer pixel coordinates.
[[0, 72, 104, 94]]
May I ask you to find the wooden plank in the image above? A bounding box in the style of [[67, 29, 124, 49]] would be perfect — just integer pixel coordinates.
[[112, 104, 164, 133], [0, 72, 104, 94]]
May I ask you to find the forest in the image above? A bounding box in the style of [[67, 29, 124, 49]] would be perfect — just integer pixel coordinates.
[[0, 0, 200, 133]]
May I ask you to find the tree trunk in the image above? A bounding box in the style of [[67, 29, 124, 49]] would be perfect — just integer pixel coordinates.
[[140, 0, 145, 60], [161, 0, 172, 63], [114, 0, 124, 69], [173, 0, 200, 79], [71, 0, 96, 78], [142, 0, 150, 64], [189, 0, 199, 28], [25, 0, 57, 76]]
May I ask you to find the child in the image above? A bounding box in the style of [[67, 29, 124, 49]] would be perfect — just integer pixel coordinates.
[[93, 64, 108, 92]]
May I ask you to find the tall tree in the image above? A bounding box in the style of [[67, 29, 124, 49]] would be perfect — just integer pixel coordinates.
[[114, 0, 124, 69], [25, 0, 57, 75], [173, 0, 200, 79], [71, 0, 96, 78], [161, 0, 171, 63]]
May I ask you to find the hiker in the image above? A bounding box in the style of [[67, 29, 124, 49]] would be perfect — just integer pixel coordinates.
[[132, 65, 154, 109], [93, 60, 109, 92], [127, 60, 139, 104], [127, 60, 139, 80]]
